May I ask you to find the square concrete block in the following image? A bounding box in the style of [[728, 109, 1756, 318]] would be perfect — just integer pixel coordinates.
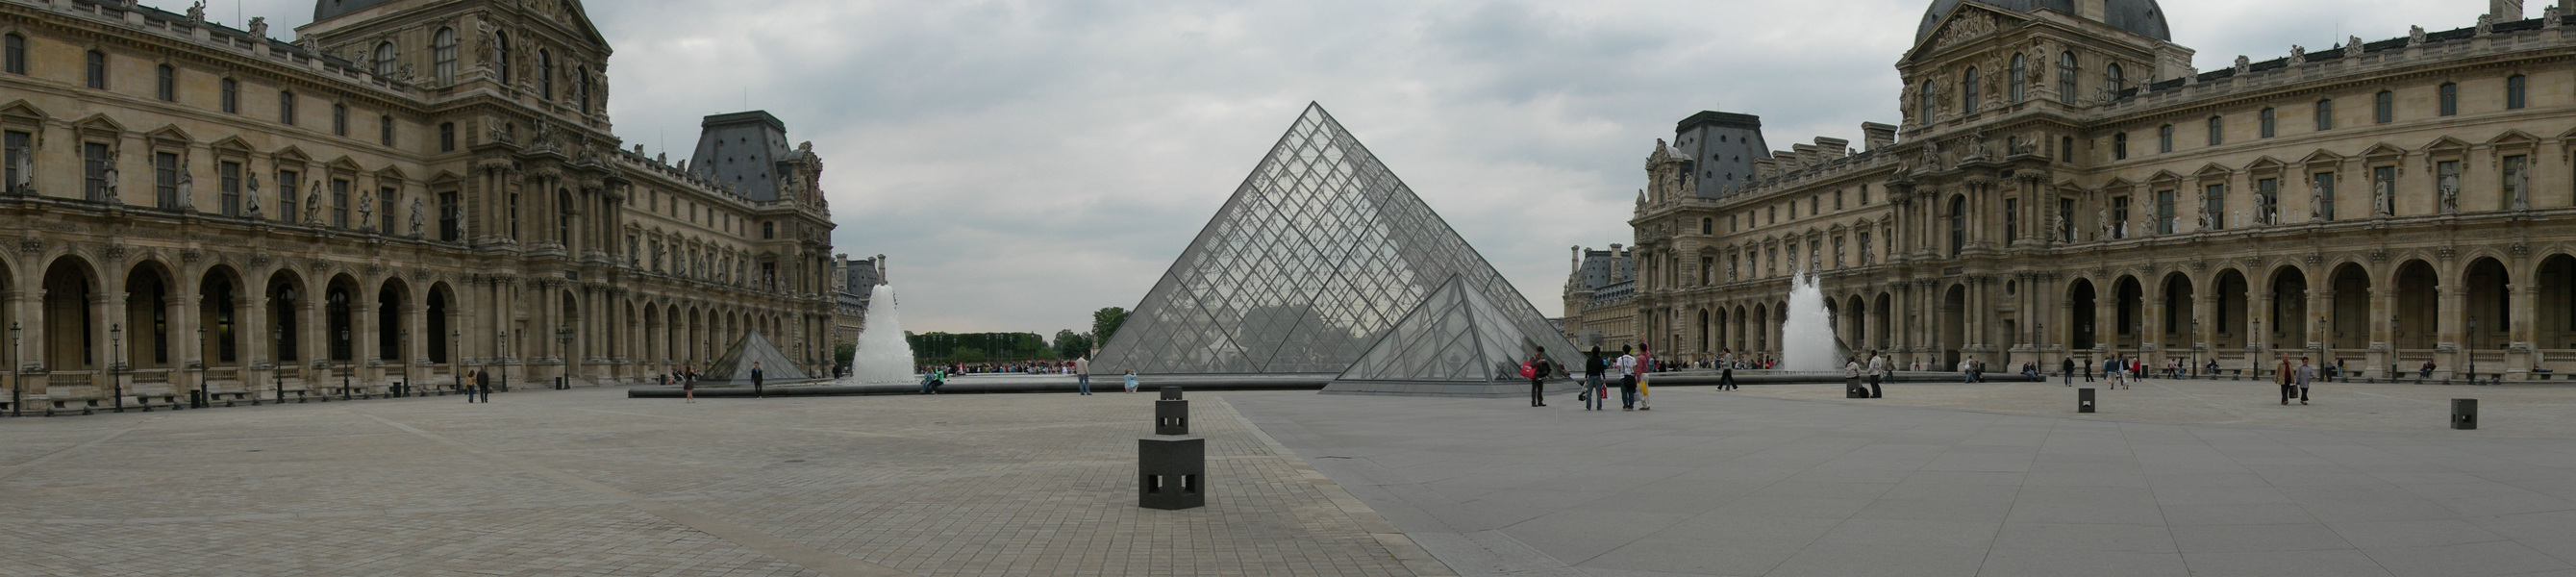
[[1139, 437, 1204, 510], [1155, 399, 1188, 435]]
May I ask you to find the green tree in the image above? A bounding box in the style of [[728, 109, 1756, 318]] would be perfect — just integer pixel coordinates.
[[833, 340, 857, 376], [1092, 307, 1129, 348], [1052, 329, 1093, 359]]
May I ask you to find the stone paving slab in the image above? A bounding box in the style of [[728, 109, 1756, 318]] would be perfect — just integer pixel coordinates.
[[1226, 383, 2576, 577], [0, 388, 1436, 576]]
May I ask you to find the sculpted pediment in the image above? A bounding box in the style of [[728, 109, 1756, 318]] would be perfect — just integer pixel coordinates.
[[1910, 3, 2030, 60]]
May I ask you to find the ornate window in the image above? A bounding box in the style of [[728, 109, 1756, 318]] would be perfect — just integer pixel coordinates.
[[1947, 195, 1966, 257], [2057, 51, 2078, 104], [2256, 178, 2279, 224], [2113, 133, 2127, 160], [83, 141, 110, 201], [218, 161, 240, 216], [438, 190, 459, 240], [380, 114, 394, 146], [278, 169, 299, 221], [433, 28, 458, 84], [2106, 63, 2125, 92], [438, 122, 455, 152], [2156, 189, 2177, 234], [154, 151, 180, 209], [374, 42, 396, 77], [496, 33, 513, 86], [576, 65, 592, 113], [538, 49, 554, 100], [331, 178, 350, 228], [1916, 80, 1935, 121], [1962, 67, 1980, 114]]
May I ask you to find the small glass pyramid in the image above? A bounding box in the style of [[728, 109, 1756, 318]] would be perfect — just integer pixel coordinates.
[[1090, 104, 1575, 379]]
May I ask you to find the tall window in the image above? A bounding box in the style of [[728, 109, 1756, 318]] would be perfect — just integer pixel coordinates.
[[2003, 197, 2019, 240], [2374, 90, 2393, 123], [219, 161, 241, 216], [3, 34, 23, 75], [3, 131, 27, 189], [278, 170, 299, 222], [2502, 155, 2528, 211], [538, 49, 554, 100], [1859, 231, 1873, 264], [2259, 108, 2276, 138], [438, 122, 455, 152], [83, 142, 111, 201], [576, 65, 591, 113], [1962, 67, 1980, 114], [2507, 75, 2527, 110], [280, 91, 296, 125], [2314, 99, 2333, 130], [380, 187, 397, 233], [85, 50, 106, 89], [373, 42, 396, 77], [2206, 116, 2222, 146], [438, 190, 459, 240], [2059, 198, 2077, 240], [2155, 189, 2177, 234], [2058, 51, 2078, 104], [2256, 178, 2279, 224], [2438, 83, 2458, 116], [2372, 165, 2396, 214], [154, 151, 180, 209], [2158, 124, 2173, 153], [2111, 196, 2131, 239], [2313, 172, 2336, 221], [496, 33, 513, 86], [2061, 136, 2074, 163], [433, 28, 458, 84], [557, 190, 573, 244], [2008, 54, 2025, 104], [220, 78, 238, 113], [155, 63, 174, 101], [1917, 80, 1935, 121], [2113, 133, 2128, 160], [2204, 185, 2225, 230], [332, 104, 348, 136], [331, 178, 349, 229], [2106, 63, 2125, 92], [507, 192, 519, 239], [380, 114, 394, 146]]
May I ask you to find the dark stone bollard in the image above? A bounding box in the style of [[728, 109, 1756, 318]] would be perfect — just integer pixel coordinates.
[[2453, 398, 2477, 430], [1845, 377, 1868, 398], [1155, 399, 1189, 436], [1138, 437, 1205, 510], [2079, 388, 2096, 414], [1160, 386, 1183, 400]]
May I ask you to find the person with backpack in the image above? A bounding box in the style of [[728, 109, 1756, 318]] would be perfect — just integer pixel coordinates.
[[2061, 357, 2076, 386], [1525, 348, 1552, 408], [1581, 347, 1608, 410]]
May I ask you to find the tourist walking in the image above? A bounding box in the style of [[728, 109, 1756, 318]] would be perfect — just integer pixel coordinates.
[[1959, 357, 1976, 383], [1075, 356, 1092, 395], [2296, 357, 2315, 405], [471, 368, 488, 403], [683, 365, 696, 404], [1720, 353, 1740, 391], [750, 362, 765, 398], [478, 368, 493, 402], [2105, 356, 2126, 389], [1637, 343, 1654, 411], [2061, 357, 2076, 386], [1866, 351, 1886, 398], [1526, 348, 1553, 408], [1582, 347, 1608, 410], [2277, 355, 2298, 405], [1615, 345, 1638, 411]]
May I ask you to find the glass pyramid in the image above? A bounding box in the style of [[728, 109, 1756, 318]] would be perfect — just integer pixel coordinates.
[[1091, 103, 1576, 379], [1337, 274, 1538, 382]]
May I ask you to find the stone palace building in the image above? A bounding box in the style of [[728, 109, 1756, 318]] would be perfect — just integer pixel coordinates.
[[0, 0, 844, 413], [1563, 0, 2576, 381]]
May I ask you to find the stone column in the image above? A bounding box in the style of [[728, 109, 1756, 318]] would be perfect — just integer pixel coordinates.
[[2509, 283, 2536, 379], [2246, 290, 2270, 378], [2368, 287, 2394, 379], [353, 294, 377, 390], [2437, 285, 2463, 380], [92, 290, 119, 397], [402, 303, 424, 390]]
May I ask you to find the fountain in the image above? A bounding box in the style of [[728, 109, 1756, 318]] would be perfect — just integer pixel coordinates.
[[843, 284, 919, 384], [1780, 271, 1844, 371]]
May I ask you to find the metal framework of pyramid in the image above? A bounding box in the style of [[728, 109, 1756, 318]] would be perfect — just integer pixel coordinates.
[[1090, 103, 1575, 381], [697, 330, 813, 386], [1337, 274, 1534, 382]]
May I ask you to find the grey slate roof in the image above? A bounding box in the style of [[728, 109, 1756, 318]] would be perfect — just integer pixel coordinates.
[[313, 0, 402, 22], [1915, 0, 2171, 42], [688, 111, 796, 202]]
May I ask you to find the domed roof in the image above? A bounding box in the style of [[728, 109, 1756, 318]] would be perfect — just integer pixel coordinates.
[[1915, 0, 2171, 43]]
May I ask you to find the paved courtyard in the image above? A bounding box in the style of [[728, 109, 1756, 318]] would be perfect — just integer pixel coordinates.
[[0, 388, 1441, 577], [1230, 380, 2576, 577]]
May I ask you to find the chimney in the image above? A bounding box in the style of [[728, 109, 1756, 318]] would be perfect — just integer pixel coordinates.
[[1862, 123, 1898, 150], [2078, 0, 2107, 20], [1813, 138, 1851, 159], [2494, 0, 2526, 19]]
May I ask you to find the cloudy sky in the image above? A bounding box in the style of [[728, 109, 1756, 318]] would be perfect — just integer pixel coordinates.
[[208, 0, 2485, 336]]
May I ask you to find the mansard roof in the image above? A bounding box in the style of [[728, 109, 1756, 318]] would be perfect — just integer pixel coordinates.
[[1915, 0, 2171, 43]]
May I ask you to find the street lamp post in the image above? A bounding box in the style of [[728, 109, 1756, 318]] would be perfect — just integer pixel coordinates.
[[556, 326, 573, 389], [2468, 315, 2479, 384], [111, 323, 123, 413], [451, 329, 462, 395], [2391, 314, 2402, 380], [398, 327, 411, 397], [2189, 317, 2201, 379], [8, 321, 18, 417], [195, 326, 208, 409], [338, 328, 351, 401]]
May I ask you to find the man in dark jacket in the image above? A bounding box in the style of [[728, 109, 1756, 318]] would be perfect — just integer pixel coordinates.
[[1526, 348, 1552, 408], [751, 363, 765, 398], [2061, 357, 2076, 386], [475, 368, 491, 403]]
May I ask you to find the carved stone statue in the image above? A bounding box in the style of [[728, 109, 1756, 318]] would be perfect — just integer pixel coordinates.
[[7, 146, 30, 194], [357, 189, 374, 229], [409, 197, 426, 237], [2233, 55, 2251, 75], [248, 16, 267, 39], [2345, 36, 2364, 59], [2373, 178, 2394, 216], [2409, 25, 2427, 46], [2514, 168, 2532, 211], [2097, 206, 2110, 239], [2438, 175, 2460, 214], [242, 172, 263, 217], [99, 149, 121, 204], [304, 184, 321, 224], [176, 156, 195, 210], [2289, 44, 2306, 62], [2196, 203, 2213, 232], [186, 1, 206, 25]]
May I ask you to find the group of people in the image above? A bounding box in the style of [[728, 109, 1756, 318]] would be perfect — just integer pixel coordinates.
[[925, 361, 1088, 375], [1564, 345, 1653, 411]]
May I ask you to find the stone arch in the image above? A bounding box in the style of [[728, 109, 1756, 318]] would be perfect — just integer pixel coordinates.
[[1872, 291, 1893, 351], [1843, 294, 1866, 352], [265, 268, 308, 365], [2328, 263, 2372, 351], [1940, 283, 1966, 368], [2392, 260, 2439, 351], [376, 277, 412, 363], [2266, 265, 2310, 351], [199, 263, 247, 366], [2207, 268, 2243, 349], [120, 258, 182, 369], [2113, 275, 2144, 349], [425, 281, 458, 364], [2067, 277, 2099, 351], [2537, 254, 2576, 353], [2463, 256, 2510, 356], [42, 255, 102, 371], [323, 274, 363, 364]]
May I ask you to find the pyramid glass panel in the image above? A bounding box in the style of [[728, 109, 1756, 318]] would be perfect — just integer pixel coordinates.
[[1093, 104, 1576, 378]]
